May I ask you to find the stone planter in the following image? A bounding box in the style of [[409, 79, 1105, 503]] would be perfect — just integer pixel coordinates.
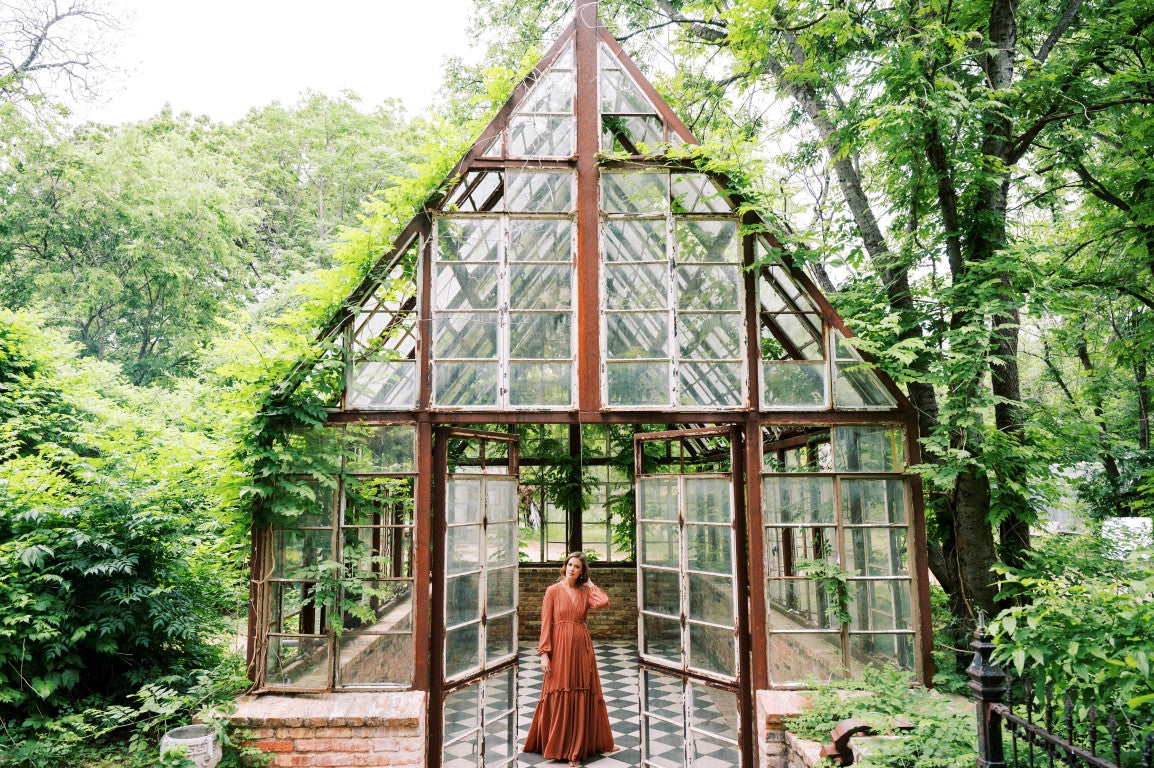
[[160, 725, 222, 768]]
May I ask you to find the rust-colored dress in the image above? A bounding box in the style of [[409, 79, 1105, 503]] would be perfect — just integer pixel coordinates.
[[523, 582, 616, 762]]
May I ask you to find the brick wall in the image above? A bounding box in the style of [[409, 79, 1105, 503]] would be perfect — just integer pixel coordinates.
[[230, 691, 425, 768], [518, 564, 637, 643]]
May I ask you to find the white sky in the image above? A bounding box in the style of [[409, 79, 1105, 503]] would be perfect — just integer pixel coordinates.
[[79, 0, 478, 124]]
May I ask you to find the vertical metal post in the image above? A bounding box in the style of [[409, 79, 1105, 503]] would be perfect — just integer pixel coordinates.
[[968, 625, 1008, 768], [575, 0, 601, 413]]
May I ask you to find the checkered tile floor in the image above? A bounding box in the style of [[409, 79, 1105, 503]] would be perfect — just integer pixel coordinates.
[[517, 642, 640, 768]]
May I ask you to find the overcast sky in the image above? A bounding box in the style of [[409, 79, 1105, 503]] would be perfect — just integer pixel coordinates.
[[79, 0, 477, 124]]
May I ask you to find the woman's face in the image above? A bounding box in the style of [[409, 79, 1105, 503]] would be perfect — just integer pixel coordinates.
[[564, 557, 584, 583]]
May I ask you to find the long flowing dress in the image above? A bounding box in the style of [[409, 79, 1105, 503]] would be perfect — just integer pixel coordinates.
[[523, 582, 616, 762]]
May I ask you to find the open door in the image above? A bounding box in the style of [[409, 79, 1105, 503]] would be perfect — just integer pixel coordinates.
[[634, 426, 753, 768], [432, 428, 520, 768]]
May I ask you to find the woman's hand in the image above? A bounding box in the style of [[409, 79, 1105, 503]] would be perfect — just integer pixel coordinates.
[[541, 653, 551, 676]]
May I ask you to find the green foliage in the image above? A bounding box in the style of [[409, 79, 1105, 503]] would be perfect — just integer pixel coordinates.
[[990, 535, 1154, 720], [929, 585, 969, 695], [785, 665, 975, 768], [794, 557, 857, 626]]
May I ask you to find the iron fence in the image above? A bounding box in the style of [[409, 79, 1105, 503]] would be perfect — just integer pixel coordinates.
[[968, 628, 1153, 768]]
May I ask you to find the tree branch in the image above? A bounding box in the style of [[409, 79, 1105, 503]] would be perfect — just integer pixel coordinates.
[[1011, 98, 1154, 162]]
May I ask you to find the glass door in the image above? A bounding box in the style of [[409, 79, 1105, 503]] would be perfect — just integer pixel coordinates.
[[434, 428, 520, 768], [635, 427, 751, 768]]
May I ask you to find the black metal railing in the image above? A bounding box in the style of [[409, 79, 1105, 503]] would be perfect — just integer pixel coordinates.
[[968, 627, 1153, 768]]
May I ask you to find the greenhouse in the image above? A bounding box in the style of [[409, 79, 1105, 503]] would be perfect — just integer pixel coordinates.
[[245, 2, 932, 766]]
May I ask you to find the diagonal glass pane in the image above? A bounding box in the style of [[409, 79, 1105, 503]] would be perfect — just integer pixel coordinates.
[[434, 313, 498, 359], [506, 171, 574, 212], [437, 219, 500, 261], [509, 219, 572, 262], [601, 114, 663, 153], [509, 265, 572, 310], [676, 265, 741, 310], [445, 171, 503, 212], [676, 220, 739, 263], [508, 115, 574, 158], [601, 172, 667, 213], [604, 218, 665, 263], [607, 312, 669, 358], [600, 68, 657, 114], [835, 363, 899, 408], [672, 173, 731, 213], [605, 263, 667, 309], [508, 313, 571, 358], [518, 68, 574, 113]]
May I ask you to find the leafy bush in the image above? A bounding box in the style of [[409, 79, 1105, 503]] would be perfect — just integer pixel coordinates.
[[785, 665, 975, 768]]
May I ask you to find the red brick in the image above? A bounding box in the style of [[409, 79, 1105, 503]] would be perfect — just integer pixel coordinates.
[[252, 739, 293, 753]]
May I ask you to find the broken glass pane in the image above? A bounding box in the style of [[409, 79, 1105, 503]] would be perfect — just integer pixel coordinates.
[[607, 312, 669, 358], [601, 114, 663, 153], [678, 312, 742, 359], [607, 361, 669, 406], [605, 263, 667, 309], [676, 220, 739, 263], [509, 219, 572, 261], [506, 171, 574, 212], [601, 172, 667, 213], [761, 266, 816, 313], [434, 263, 498, 311], [445, 170, 503, 212], [437, 218, 500, 261], [834, 363, 898, 408], [761, 362, 827, 408], [480, 135, 502, 158], [508, 313, 571, 358], [676, 265, 741, 310], [672, 174, 730, 213], [680, 361, 743, 407], [508, 362, 571, 406], [507, 115, 575, 158], [604, 218, 666, 262], [435, 362, 499, 407]]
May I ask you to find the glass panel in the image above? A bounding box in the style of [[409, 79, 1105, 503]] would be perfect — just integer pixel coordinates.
[[337, 630, 412, 686], [480, 134, 502, 158], [486, 524, 518, 568], [520, 68, 574, 113], [446, 572, 481, 625], [272, 528, 333, 580], [848, 578, 912, 631], [772, 314, 824, 359], [688, 622, 734, 678], [600, 68, 656, 113], [843, 528, 909, 577], [676, 220, 739, 263], [509, 265, 572, 309], [834, 426, 906, 472], [641, 567, 680, 617], [485, 665, 515, 722], [483, 670, 516, 767], [435, 264, 498, 310], [605, 263, 668, 309], [485, 613, 514, 662], [688, 572, 733, 625], [638, 478, 679, 521], [508, 362, 572, 406], [445, 623, 480, 679], [601, 114, 663, 153], [841, 478, 909, 524], [689, 682, 740, 757], [640, 523, 679, 568], [508, 115, 574, 158], [601, 172, 667, 213], [608, 361, 669, 406], [761, 476, 835, 524], [642, 613, 682, 662], [607, 312, 668, 358], [834, 363, 899, 408], [680, 362, 743, 408], [347, 362, 417, 409], [684, 478, 729, 523], [447, 479, 481, 524], [486, 566, 517, 614], [445, 170, 503, 212], [509, 313, 570, 358], [850, 633, 915, 673], [506, 171, 574, 212], [443, 682, 479, 747], [604, 218, 665, 263], [265, 634, 329, 688], [766, 576, 831, 627], [642, 669, 685, 768], [443, 732, 479, 768], [487, 479, 517, 523], [438, 219, 500, 261], [446, 526, 480, 578], [510, 219, 572, 262], [687, 524, 732, 575], [767, 632, 847, 686], [762, 362, 827, 408], [434, 313, 498, 358], [676, 265, 740, 310], [760, 268, 817, 314], [435, 362, 499, 406], [679, 313, 741, 359], [672, 173, 730, 214]]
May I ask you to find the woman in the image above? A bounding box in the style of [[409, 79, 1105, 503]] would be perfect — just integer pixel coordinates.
[[523, 552, 616, 767]]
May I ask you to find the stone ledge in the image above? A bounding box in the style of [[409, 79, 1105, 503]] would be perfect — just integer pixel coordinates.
[[756, 689, 812, 728], [230, 691, 425, 729]]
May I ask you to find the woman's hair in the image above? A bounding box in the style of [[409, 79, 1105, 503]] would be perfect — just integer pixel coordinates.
[[559, 551, 590, 586]]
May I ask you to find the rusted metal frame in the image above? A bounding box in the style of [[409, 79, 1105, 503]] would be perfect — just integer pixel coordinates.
[[763, 429, 833, 453], [743, 214, 762, 412], [576, 0, 602, 412], [757, 410, 909, 425], [440, 657, 519, 698], [635, 424, 732, 442], [744, 419, 770, 690], [418, 225, 433, 411], [466, 157, 576, 170], [598, 26, 698, 146], [246, 526, 271, 685], [568, 423, 583, 554], [759, 308, 809, 360], [903, 409, 935, 685], [446, 427, 520, 442], [730, 424, 756, 768], [427, 424, 449, 768]]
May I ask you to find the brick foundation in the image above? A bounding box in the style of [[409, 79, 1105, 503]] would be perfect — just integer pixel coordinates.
[[230, 691, 425, 768]]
